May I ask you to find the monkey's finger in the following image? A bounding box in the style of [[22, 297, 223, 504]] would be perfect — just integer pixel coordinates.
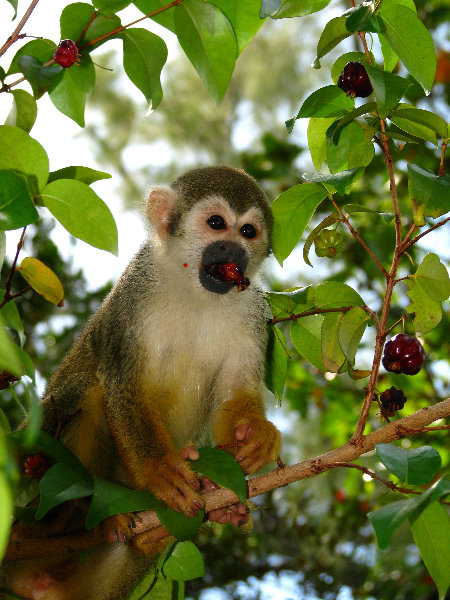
[[158, 469, 205, 515], [199, 476, 219, 493], [234, 422, 253, 443], [180, 444, 200, 461]]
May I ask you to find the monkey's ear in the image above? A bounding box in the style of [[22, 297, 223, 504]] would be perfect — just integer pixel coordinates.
[[147, 187, 176, 240]]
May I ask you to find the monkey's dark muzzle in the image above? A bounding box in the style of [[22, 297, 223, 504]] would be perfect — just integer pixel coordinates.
[[200, 241, 250, 294]]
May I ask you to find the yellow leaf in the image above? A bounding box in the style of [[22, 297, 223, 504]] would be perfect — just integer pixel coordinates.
[[17, 257, 64, 307]]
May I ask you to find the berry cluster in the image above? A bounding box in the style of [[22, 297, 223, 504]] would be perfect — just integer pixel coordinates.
[[379, 386, 407, 417]]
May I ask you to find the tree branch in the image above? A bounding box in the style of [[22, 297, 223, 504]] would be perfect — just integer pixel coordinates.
[[5, 398, 449, 561], [0, 0, 41, 58]]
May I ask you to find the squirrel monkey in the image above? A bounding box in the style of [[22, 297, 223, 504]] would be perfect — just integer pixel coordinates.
[[1, 166, 282, 600]]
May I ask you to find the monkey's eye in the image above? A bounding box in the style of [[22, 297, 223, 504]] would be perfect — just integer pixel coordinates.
[[207, 215, 226, 230], [240, 224, 257, 239]]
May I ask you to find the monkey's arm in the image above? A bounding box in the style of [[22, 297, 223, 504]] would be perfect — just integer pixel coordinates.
[[210, 389, 281, 475]]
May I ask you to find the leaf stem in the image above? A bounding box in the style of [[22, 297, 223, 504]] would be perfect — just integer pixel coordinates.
[[78, 0, 184, 50], [401, 216, 450, 253], [0, 227, 27, 309]]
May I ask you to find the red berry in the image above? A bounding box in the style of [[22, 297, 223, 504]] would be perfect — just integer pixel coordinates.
[[337, 62, 372, 98], [382, 334, 425, 375], [53, 39, 79, 68], [24, 453, 49, 479], [204, 263, 250, 292], [380, 386, 407, 416]]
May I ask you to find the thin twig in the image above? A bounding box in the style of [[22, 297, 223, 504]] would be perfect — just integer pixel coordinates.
[[401, 217, 450, 253], [0, 0, 41, 58], [437, 140, 447, 176], [0, 227, 27, 309], [330, 197, 389, 279], [78, 0, 184, 50], [384, 314, 407, 337]]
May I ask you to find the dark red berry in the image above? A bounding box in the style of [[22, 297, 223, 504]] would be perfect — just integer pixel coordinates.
[[53, 39, 79, 68], [337, 62, 373, 98], [204, 263, 250, 292], [24, 453, 49, 479], [380, 386, 407, 417], [382, 333, 425, 375]]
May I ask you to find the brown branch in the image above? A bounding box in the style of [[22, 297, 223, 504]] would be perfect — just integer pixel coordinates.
[[5, 398, 449, 561], [401, 216, 450, 253], [0, 0, 41, 58], [0, 227, 27, 309]]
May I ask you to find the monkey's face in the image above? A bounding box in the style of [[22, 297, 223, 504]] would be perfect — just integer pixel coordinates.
[[172, 197, 271, 295]]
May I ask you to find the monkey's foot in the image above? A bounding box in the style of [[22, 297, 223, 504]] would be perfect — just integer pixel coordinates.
[[132, 526, 171, 556], [199, 476, 250, 527], [141, 445, 205, 518], [233, 417, 282, 475], [103, 513, 136, 543]]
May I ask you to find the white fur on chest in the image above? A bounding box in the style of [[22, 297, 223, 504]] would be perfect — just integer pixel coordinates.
[[141, 287, 263, 445]]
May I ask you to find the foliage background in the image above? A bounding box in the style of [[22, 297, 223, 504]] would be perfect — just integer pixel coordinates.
[[0, 0, 449, 598]]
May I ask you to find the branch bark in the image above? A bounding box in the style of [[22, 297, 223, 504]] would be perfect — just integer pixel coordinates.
[[5, 398, 449, 561]]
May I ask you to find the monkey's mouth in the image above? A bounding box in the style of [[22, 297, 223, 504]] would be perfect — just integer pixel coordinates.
[[203, 263, 250, 292]]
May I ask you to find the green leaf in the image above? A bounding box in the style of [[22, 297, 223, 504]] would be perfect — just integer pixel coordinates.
[[313, 16, 351, 66], [321, 312, 346, 373], [406, 279, 442, 336], [410, 502, 450, 600], [0, 125, 49, 191], [48, 54, 95, 127], [86, 477, 164, 530], [296, 85, 354, 119], [133, 0, 176, 32], [82, 13, 122, 49], [326, 121, 374, 174], [0, 325, 24, 378], [343, 203, 394, 224], [162, 540, 205, 581], [36, 463, 94, 519], [307, 117, 337, 170], [290, 315, 325, 371], [0, 170, 39, 230], [260, 0, 282, 17], [271, 183, 328, 265], [120, 28, 167, 110], [5, 89, 38, 133], [338, 307, 370, 366], [345, 3, 382, 33], [5, 0, 17, 19], [368, 478, 450, 550], [271, 0, 332, 19], [40, 179, 118, 255], [7, 39, 56, 76], [314, 281, 365, 309], [174, 0, 237, 104], [364, 63, 410, 119], [302, 167, 364, 196], [0, 430, 14, 561], [376, 443, 442, 486], [389, 106, 447, 144], [193, 447, 247, 504], [267, 286, 313, 317], [379, 32, 399, 72], [17, 257, 65, 306], [0, 290, 25, 347], [405, 254, 450, 335], [378, 3, 436, 95], [302, 213, 340, 267], [9, 430, 90, 478], [92, 0, 132, 13], [156, 507, 204, 541], [328, 102, 378, 139], [408, 164, 450, 218], [48, 166, 112, 185], [18, 56, 63, 99], [60, 2, 96, 40], [265, 325, 287, 404], [211, 0, 265, 54]]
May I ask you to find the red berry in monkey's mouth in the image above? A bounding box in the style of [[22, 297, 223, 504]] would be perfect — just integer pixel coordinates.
[[53, 39, 79, 68], [382, 333, 426, 375], [204, 263, 250, 292]]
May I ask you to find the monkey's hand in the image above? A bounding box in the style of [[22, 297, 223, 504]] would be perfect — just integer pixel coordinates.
[[140, 445, 205, 517], [233, 417, 282, 475], [200, 476, 250, 527]]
